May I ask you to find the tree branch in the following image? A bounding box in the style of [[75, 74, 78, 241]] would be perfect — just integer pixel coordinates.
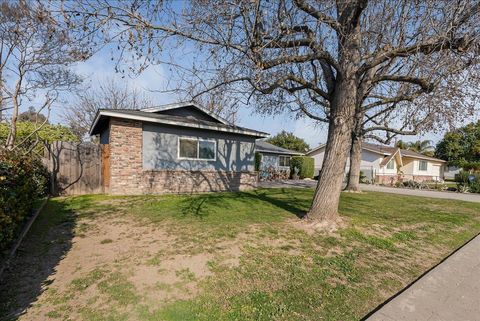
[[293, 0, 341, 32]]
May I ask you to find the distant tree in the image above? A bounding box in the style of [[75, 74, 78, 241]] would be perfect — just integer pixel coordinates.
[[435, 121, 480, 170], [407, 140, 435, 156], [395, 140, 409, 150], [63, 79, 152, 140], [266, 131, 310, 153], [0, 1, 85, 150], [396, 139, 434, 156], [0, 122, 78, 155], [18, 107, 48, 124]]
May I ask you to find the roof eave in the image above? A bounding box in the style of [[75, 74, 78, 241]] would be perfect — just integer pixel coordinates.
[[88, 110, 102, 135], [306, 143, 326, 155], [402, 154, 447, 162], [89, 110, 268, 138], [256, 149, 304, 156]]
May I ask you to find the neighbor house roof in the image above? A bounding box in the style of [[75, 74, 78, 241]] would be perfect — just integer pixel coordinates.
[[307, 141, 445, 163], [399, 149, 446, 162], [379, 148, 403, 167], [89, 108, 269, 138], [255, 141, 304, 155]]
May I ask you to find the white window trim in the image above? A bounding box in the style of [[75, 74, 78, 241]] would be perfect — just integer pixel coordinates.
[[177, 136, 217, 161], [386, 159, 395, 170], [278, 155, 291, 168], [418, 160, 428, 171]]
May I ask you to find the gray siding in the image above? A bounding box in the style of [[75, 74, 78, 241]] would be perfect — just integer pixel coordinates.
[[153, 106, 220, 123], [260, 153, 279, 170], [143, 123, 255, 171]]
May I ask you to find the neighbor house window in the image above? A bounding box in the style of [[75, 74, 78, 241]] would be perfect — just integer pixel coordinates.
[[386, 159, 395, 169], [279, 155, 291, 167], [178, 137, 216, 160], [418, 160, 428, 171]]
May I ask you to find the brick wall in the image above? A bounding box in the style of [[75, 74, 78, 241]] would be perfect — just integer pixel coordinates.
[[142, 170, 257, 194], [109, 118, 143, 194], [107, 118, 257, 195]]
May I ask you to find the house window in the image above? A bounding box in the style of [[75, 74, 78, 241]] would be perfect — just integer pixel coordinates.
[[178, 137, 216, 160], [279, 155, 291, 167], [418, 160, 428, 171], [386, 159, 395, 169]]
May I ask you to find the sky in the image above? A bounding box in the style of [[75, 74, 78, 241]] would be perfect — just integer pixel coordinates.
[[40, 45, 454, 150], [4, 1, 478, 150], [43, 45, 332, 148]]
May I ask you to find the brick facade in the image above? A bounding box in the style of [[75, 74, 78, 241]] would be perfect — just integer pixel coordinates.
[[109, 118, 144, 195], [107, 118, 257, 195]]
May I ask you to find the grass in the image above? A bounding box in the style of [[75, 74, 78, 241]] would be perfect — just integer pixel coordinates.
[[2, 188, 480, 321]]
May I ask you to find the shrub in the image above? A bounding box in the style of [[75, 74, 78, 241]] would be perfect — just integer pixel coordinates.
[[290, 156, 314, 179], [254, 152, 262, 171], [359, 171, 367, 183], [0, 151, 48, 252], [455, 170, 480, 193], [469, 175, 480, 193]]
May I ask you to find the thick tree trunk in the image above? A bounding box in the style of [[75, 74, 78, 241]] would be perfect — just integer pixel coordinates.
[[345, 135, 362, 192], [308, 81, 357, 222], [307, 18, 361, 224]]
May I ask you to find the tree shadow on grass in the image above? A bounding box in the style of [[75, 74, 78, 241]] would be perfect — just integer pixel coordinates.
[[252, 188, 309, 219], [178, 188, 309, 220], [0, 199, 77, 321]]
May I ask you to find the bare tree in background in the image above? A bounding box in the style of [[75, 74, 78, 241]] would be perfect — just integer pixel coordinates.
[[64, 79, 152, 139], [0, 1, 86, 150], [60, 0, 480, 226], [344, 52, 480, 192]]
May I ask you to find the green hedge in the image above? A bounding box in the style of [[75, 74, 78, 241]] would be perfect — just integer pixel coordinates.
[[254, 152, 262, 171], [455, 170, 480, 193], [290, 156, 314, 179], [0, 151, 48, 252]]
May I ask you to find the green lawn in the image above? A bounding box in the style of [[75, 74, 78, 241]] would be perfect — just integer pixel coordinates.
[[1, 188, 479, 321]]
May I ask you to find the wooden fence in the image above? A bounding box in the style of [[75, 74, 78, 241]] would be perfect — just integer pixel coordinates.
[[43, 141, 103, 195]]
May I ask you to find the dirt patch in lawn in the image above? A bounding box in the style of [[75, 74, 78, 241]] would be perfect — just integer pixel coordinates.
[[0, 205, 245, 321]]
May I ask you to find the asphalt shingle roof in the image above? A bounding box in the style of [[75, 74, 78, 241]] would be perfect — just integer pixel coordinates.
[[255, 140, 304, 155], [90, 108, 268, 138]]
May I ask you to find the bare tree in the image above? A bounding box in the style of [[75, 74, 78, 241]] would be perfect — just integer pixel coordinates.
[[60, 0, 480, 225], [0, 1, 86, 150], [345, 50, 480, 192], [64, 79, 152, 139]]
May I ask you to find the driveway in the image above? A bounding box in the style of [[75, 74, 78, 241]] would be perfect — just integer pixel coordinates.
[[259, 180, 480, 203], [364, 233, 480, 321]]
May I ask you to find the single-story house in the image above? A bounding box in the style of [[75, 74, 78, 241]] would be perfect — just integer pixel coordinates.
[[255, 140, 303, 175], [306, 142, 447, 184], [89, 102, 268, 195], [443, 165, 462, 180]]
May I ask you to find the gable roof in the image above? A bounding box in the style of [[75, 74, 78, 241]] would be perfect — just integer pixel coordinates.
[[307, 141, 446, 163], [89, 109, 268, 138], [361, 142, 397, 155], [305, 143, 326, 156], [255, 140, 304, 155], [142, 102, 230, 125], [379, 148, 403, 167], [399, 149, 446, 162]]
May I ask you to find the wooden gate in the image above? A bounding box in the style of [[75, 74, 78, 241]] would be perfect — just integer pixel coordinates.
[[43, 142, 102, 195], [101, 144, 110, 192]]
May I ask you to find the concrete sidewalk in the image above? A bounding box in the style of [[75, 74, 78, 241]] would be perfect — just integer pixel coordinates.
[[365, 234, 480, 321], [258, 180, 480, 203], [360, 184, 480, 203]]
